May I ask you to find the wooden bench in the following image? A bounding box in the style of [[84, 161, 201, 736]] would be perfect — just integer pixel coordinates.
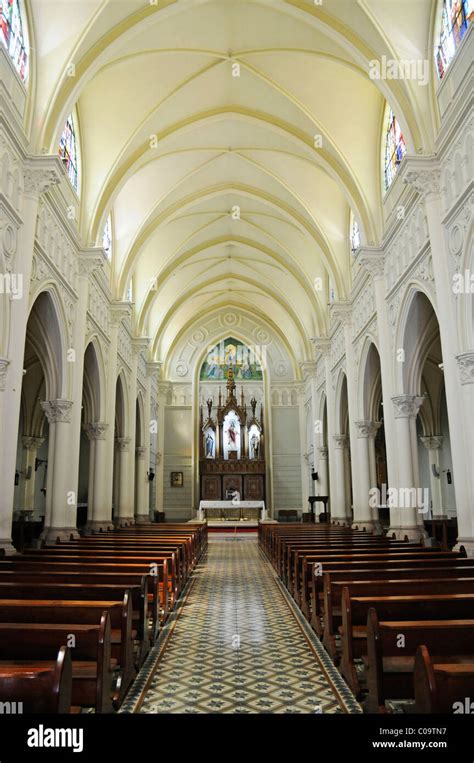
[[0, 594, 135, 707], [0, 615, 113, 712], [340, 590, 474, 695], [414, 645, 474, 713], [365, 610, 474, 713], [0, 645, 72, 713]]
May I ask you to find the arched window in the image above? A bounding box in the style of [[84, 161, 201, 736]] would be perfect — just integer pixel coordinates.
[[58, 113, 79, 192], [102, 214, 112, 260], [328, 277, 336, 304], [349, 212, 361, 255], [127, 279, 133, 302], [0, 0, 29, 82], [383, 108, 406, 192], [435, 0, 473, 79]]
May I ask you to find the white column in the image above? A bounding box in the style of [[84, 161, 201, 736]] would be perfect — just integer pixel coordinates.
[[367, 422, 383, 533], [404, 160, 473, 554], [352, 421, 376, 532], [0, 161, 60, 554], [83, 422, 112, 532], [135, 446, 148, 523], [103, 303, 131, 523], [154, 382, 168, 513], [420, 435, 444, 518], [20, 436, 45, 515], [390, 394, 427, 541], [40, 399, 80, 542], [454, 353, 474, 554], [332, 435, 349, 524], [358, 250, 400, 535], [115, 436, 132, 526]]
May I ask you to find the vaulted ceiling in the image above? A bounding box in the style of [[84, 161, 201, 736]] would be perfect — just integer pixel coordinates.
[[25, 0, 440, 370]]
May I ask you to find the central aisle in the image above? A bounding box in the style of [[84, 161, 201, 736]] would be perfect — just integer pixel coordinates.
[[126, 538, 361, 714]]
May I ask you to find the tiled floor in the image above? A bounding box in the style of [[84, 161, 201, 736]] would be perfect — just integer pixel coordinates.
[[123, 538, 361, 714]]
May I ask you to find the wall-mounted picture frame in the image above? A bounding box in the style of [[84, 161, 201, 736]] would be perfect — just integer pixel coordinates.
[[170, 471, 183, 487]]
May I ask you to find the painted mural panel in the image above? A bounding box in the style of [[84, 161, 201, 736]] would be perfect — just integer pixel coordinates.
[[200, 338, 263, 381]]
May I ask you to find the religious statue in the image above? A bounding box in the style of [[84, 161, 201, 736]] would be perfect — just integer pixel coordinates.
[[205, 432, 214, 458], [227, 419, 237, 450], [250, 432, 260, 459], [206, 398, 213, 419]]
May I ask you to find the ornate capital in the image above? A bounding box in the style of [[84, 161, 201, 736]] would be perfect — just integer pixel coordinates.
[[136, 446, 146, 459], [116, 437, 131, 452], [317, 446, 328, 459], [109, 301, 132, 328], [420, 435, 443, 451], [311, 337, 331, 356], [354, 420, 381, 438], [40, 399, 73, 424], [331, 301, 352, 326], [84, 422, 108, 441], [131, 337, 151, 357], [300, 360, 317, 381], [22, 436, 45, 451], [0, 358, 9, 391], [333, 434, 349, 448], [402, 156, 441, 198], [156, 452, 162, 465], [392, 394, 424, 419], [357, 247, 385, 277], [78, 249, 104, 278], [146, 360, 162, 379], [23, 157, 62, 196], [456, 352, 474, 385]]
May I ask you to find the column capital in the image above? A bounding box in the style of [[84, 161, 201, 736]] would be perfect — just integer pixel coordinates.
[[317, 446, 328, 459], [401, 155, 441, 199], [109, 301, 132, 327], [456, 352, 474, 385], [131, 337, 151, 357], [420, 435, 443, 450], [0, 357, 9, 391], [116, 437, 131, 451], [136, 446, 146, 459], [23, 156, 62, 196], [311, 337, 331, 356], [354, 420, 381, 438], [83, 422, 108, 441], [78, 248, 104, 279], [356, 247, 385, 277], [146, 360, 162, 379], [330, 301, 352, 326], [300, 360, 317, 380], [22, 435, 45, 451], [392, 394, 424, 419], [40, 399, 73, 424], [333, 434, 349, 448]]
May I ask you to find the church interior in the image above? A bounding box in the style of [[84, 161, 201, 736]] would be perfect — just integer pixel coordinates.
[[0, 0, 473, 746]]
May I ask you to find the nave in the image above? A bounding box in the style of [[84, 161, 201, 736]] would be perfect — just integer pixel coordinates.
[[125, 537, 360, 715]]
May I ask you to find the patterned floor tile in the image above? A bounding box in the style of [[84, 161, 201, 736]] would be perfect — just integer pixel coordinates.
[[123, 539, 362, 714]]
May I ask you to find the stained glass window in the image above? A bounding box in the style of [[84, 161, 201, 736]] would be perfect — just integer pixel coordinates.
[[58, 113, 79, 192], [102, 214, 112, 260], [383, 108, 407, 192], [127, 280, 133, 302], [0, 0, 28, 82], [435, 0, 473, 79], [328, 277, 335, 304], [350, 213, 361, 255]]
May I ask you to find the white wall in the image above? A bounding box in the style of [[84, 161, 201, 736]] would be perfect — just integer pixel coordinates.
[[271, 406, 302, 510]]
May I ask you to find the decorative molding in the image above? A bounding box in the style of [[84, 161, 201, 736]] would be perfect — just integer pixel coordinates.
[[317, 446, 328, 459], [391, 394, 425, 419], [357, 247, 385, 277], [300, 361, 317, 381], [23, 157, 62, 196], [331, 301, 352, 326], [78, 249, 104, 278], [40, 399, 73, 424], [116, 437, 131, 452], [22, 436, 45, 451], [135, 446, 146, 459], [402, 156, 441, 198], [456, 352, 474, 384], [420, 435, 443, 451], [333, 434, 349, 448], [109, 301, 132, 328], [0, 358, 9, 391], [83, 422, 108, 441], [131, 336, 150, 357], [354, 420, 381, 438]]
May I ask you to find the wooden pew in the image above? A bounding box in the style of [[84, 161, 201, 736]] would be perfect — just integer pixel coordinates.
[[0, 645, 72, 714], [0, 594, 135, 707], [340, 590, 474, 695], [322, 576, 474, 661], [0, 615, 113, 712], [0, 579, 151, 666], [414, 645, 474, 713], [365, 610, 474, 713]]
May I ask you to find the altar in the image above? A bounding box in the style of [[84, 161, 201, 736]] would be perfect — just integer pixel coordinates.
[[198, 500, 266, 522]]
